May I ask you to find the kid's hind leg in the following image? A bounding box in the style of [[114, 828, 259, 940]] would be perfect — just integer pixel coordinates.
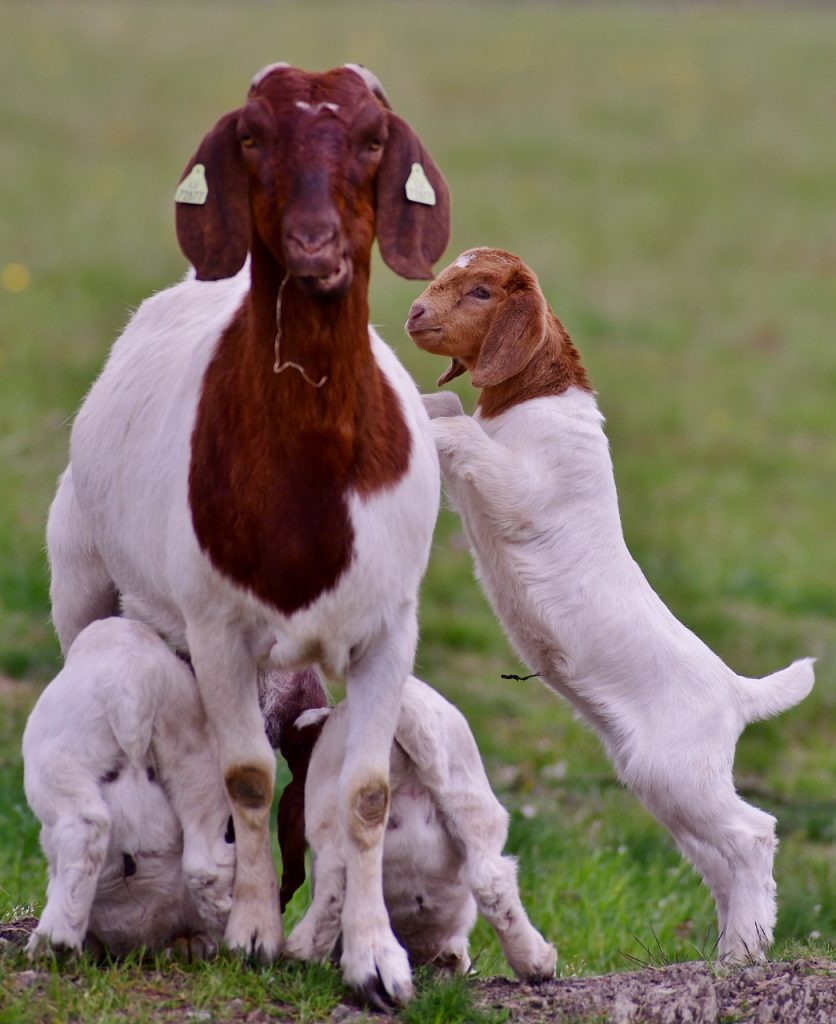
[[466, 848, 557, 980], [148, 658, 236, 938], [47, 467, 118, 653], [649, 782, 778, 962], [689, 803, 777, 961], [395, 685, 555, 981]]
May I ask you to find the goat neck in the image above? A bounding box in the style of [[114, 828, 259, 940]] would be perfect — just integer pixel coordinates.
[[248, 235, 373, 397], [189, 243, 411, 617]]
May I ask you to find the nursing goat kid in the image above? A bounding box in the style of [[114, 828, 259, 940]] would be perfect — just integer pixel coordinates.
[[282, 677, 556, 983], [23, 618, 235, 959], [406, 248, 815, 962], [46, 64, 449, 1004]]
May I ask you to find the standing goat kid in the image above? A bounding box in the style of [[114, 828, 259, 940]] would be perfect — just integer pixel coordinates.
[[46, 64, 449, 1004], [406, 247, 815, 962]]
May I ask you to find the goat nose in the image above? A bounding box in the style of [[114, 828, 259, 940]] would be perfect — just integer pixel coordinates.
[[409, 302, 426, 321], [286, 224, 339, 256]]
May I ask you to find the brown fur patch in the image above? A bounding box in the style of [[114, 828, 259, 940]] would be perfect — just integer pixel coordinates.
[[347, 780, 390, 848], [225, 764, 273, 810], [185, 67, 437, 615], [189, 265, 410, 615], [478, 312, 593, 418]]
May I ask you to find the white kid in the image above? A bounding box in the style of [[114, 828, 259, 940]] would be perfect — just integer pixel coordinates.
[[407, 247, 815, 962]]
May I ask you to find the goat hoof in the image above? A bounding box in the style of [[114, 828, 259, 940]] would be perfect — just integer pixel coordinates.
[[26, 929, 82, 961], [432, 949, 471, 975], [341, 932, 413, 1008], [224, 900, 282, 963], [238, 934, 276, 965], [355, 970, 400, 1014], [170, 933, 218, 963], [224, 927, 282, 965], [516, 941, 558, 983]]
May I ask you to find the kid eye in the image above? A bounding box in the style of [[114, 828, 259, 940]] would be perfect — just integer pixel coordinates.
[[469, 286, 491, 300]]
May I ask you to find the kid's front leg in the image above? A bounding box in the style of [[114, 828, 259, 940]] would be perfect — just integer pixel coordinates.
[[396, 696, 556, 982], [431, 416, 537, 523]]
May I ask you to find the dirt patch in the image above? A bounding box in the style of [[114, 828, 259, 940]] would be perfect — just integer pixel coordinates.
[[2, 918, 833, 1023], [0, 917, 39, 949], [472, 960, 835, 1024]]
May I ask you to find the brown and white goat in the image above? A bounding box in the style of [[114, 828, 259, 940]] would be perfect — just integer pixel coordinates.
[[46, 64, 449, 1004], [407, 248, 814, 961]]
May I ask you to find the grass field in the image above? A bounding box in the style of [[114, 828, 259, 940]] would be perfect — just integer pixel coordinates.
[[1, 2, 834, 1020]]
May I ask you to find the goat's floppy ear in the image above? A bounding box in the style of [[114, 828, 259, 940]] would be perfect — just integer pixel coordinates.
[[376, 113, 450, 280], [472, 275, 549, 388], [175, 110, 250, 281]]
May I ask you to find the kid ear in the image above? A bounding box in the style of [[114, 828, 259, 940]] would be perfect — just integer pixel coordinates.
[[471, 277, 549, 388]]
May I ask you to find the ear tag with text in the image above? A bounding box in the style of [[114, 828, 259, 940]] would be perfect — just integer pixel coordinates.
[[405, 163, 436, 206], [175, 164, 209, 205]]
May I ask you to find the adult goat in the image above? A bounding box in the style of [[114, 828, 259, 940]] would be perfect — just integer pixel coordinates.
[[47, 63, 449, 1004]]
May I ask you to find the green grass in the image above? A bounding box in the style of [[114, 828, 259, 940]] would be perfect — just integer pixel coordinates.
[[1, 1, 834, 1020]]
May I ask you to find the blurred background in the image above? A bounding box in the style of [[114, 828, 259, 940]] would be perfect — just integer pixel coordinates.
[[1, 0, 833, 973]]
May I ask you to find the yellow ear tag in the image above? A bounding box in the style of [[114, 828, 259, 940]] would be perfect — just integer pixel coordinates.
[[175, 164, 209, 205], [405, 163, 436, 206]]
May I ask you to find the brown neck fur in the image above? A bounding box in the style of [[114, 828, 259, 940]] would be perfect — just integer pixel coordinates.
[[477, 311, 593, 419], [189, 244, 410, 616]]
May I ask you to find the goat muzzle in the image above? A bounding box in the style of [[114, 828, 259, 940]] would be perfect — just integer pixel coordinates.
[[282, 230, 353, 300], [296, 254, 353, 300], [406, 304, 444, 349], [282, 244, 350, 301]]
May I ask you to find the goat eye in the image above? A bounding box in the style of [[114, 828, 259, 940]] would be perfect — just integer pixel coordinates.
[[239, 133, 256, 149], [366, 139, 383, 153], [469, 286, 491, 300]]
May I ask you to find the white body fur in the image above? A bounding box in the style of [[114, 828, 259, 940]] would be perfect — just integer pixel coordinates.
[[47, 265, 439, 994], [22, 618, 234, 958], [429, 385, 814, 961], [286, 676, 556, 980]]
